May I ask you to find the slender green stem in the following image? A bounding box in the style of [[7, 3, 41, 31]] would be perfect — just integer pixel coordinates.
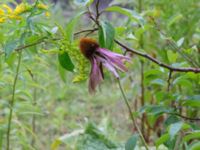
[[31, 76, 37, 147], [140, 61, 146, 139], [138, 0, 142, 13], [117, 78, 149, 150], [6, 51, 22, 150]]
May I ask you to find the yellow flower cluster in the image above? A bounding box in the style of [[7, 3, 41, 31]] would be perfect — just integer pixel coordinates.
[[14, 3, 30, 16], [0, 3, 50, 23], [59, 39, 89, 83], [37, 4, 48, 10]]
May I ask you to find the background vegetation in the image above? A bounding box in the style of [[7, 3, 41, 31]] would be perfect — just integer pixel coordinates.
[[0, 0, 200, 149]]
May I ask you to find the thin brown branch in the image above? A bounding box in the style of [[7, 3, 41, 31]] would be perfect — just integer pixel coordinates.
[[115, 40, 200, 73], [167, 70, 173, 92], [74, 28, 98, 36], [95, 0, 100, 20], [86, 4, 200, 73], [169, 113, 200, 121], [15, 37, 47, 52], [140, 61, 145, 138], [1, 37, 61, 56]]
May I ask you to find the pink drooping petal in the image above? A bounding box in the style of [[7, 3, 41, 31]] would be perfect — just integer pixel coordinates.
[[96, 48, 130, 72], [87, 48, 130, 93], [89, 57, 103, 93], [104, 55, 128, 72], [97, 48, 131, 62], [96, 55, 119, 78]]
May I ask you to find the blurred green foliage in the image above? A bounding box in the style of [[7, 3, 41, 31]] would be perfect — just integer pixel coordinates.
[[0, 0, 200, 149]]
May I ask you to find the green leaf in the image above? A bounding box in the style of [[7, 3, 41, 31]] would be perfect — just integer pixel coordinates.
[[0, 128, 3, 149], [99, 21, 115, 50], [146, 105, 172, 115], [167, 51, 178, 63], [183, 131, 200, 142], [105, 6, 143, 23], [51, 139, 61, 150], [58, 64, 67, 82], [51, 129, 84, 150], [169, 122, 183, 140], [167, 14, 183, 27], [190, 142, 200, 150], [182, 100, 200, 108], [155, 133, 170, 147], [74, 0, 94, 6], [173, 76, 193, 88], [58, 51, 74, 72], [4, 40, 19, 58], [177, 37, 185, 47], [150, 79, 166, 86], [76, 123, 120, 150], [125, 134, 138, 150], [5, 53, 16, 68], [65, 12, 84, 42]]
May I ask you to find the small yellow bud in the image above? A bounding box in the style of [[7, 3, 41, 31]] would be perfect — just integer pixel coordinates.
[[0, 17, 5, 23], [0, 9, 4, 16], [45, 12, 50, 17], [37, 4, 48, 10]]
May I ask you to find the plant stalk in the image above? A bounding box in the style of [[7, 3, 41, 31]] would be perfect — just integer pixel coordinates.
[[117, 79, 149, 150], [140, 61, 146, 140], [6, 51, 22, 150], [31, 77, 37, 147]]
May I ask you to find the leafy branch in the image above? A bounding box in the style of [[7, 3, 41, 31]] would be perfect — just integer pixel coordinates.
[[82, 1, 200, 74], [115, 40, 200, 73], [2, 35, 199, 74]]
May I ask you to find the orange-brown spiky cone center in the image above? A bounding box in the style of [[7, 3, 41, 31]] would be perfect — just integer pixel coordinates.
[[79, 38, 99, 59]]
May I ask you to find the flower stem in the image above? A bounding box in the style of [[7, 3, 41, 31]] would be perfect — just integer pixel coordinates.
[[6, 51, 22, 150], [117, 78, 149, 150], [31, 76, 37, 147]]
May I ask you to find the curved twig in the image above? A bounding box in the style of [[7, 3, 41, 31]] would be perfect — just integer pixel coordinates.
[[169, 113, 200, 121], [115, 40, 200, 73]]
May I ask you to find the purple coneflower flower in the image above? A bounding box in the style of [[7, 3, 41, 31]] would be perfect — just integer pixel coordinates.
[[79, 38, 130, 93]]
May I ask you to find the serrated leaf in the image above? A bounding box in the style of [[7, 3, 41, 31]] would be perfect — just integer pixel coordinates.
[[58, 51, 74, 72], [125, 134, 138, 150], [99, 21, 115, 50]]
